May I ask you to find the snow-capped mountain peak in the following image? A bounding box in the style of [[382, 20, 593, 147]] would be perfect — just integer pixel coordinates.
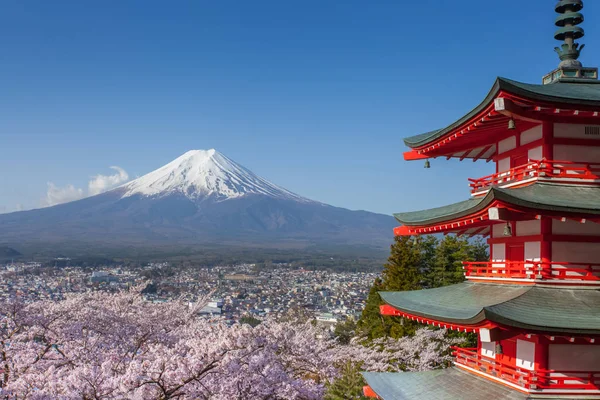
[[121, 149, 311, 202]]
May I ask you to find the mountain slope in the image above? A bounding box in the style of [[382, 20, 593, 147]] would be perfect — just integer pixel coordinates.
[[0, 150, 396, 255]]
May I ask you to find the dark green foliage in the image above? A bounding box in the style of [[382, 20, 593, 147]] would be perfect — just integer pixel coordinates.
[[334, 317, 358, 345], [380, 236, 423, 292], [324, 361, 369, 400], [424, 236, 488, 288], [357, 278, 388, 340], [358, 235, 489, 340], [239, 315, 262, 327]]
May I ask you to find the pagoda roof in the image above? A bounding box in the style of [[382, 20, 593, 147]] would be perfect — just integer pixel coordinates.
[[379, 283, 529, 325], [394, 182, 600, 227], [380, 283, 600, 334], [404, 77, 600, 149], [362, 368, 527, 400]]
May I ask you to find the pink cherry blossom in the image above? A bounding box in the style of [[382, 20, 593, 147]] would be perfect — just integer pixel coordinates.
[[1, 288, 455, 399]]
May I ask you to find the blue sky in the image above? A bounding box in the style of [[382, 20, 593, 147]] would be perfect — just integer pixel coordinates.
[[2, 1, 599, 215]]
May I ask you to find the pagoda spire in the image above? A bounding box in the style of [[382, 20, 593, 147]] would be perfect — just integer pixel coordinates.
[[543, 0, 598, 84], [554, 0, 585, 68]]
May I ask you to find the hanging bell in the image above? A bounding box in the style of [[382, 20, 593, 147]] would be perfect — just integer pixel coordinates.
[[503, 222, 513, 237], [413, 236, 419, 246], [508, 119, 516, 130], [424, 159, 431, 169], [495, 343, 503, 355]]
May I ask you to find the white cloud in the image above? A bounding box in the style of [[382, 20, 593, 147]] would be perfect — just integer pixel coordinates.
[[0, 204, 26, 214], [43, 183, 85, 207], [41, 166, 130, 207], [88, 166, 129, 196]]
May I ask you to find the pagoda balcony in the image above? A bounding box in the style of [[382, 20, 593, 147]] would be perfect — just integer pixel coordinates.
[[469, 159, 600, 196], [463, 261, 600, 285], [453, 347, 600, 393]]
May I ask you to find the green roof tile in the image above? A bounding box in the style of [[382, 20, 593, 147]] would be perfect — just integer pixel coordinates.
[[379, 283, 530, 325], [362, 368, 528, 400], [485, 287, 600, 334], [380, 283, 600, 334]]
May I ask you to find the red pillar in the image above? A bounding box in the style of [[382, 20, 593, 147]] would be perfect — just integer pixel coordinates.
[[534, 336, 549, 371], [540, 217, 552, 280], [542, 122, 554, 160], [540, 121, 553, 280]]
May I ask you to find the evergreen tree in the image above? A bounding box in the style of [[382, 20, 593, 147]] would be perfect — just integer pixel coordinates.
[[425, 236, 489, 288], [357, 278, 387, 340], [381, 236, 424, 291], [324, 361, 369, 400], [358, 236, 433, 339], [358, 234, 489, 341]]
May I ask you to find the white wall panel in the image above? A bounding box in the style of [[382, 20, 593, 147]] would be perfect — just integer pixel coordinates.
[[549, 345, 600, 371], [498, 157, 510, 172], [498, 136, 517, 154], [528, 146, 543, 161], [517, 220, 541, 236], [554, 145, 600, 163], [553, 242, 600, 263], [516, 339, 536, 371], [481, 341, 496, 359], [521, 125, 543, 145], [554, 123, 600, 140], [492, 224, 505, 238], [552, 219, 600, 236], [492, 243, 505, 267], [524, 242, 541, 261]]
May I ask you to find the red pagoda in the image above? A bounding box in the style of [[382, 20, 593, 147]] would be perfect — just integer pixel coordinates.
[[363, 1, 600, 399]]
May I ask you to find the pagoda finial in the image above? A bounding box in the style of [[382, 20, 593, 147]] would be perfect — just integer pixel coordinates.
[[553, 0, 585, 68], [543, 0, 597, 84]]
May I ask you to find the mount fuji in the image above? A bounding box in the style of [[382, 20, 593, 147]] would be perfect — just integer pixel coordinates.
[[0, 150, 396, 255], [121, 149, 311, 203]]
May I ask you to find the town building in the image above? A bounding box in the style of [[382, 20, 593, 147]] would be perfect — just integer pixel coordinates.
[[363, 2, 600, 398]]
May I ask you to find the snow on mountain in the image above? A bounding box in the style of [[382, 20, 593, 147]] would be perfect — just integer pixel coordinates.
[[121, 149, 311, 203]]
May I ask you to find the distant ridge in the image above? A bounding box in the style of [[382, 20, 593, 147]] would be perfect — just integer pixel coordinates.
[[0, 246, 22, 259]]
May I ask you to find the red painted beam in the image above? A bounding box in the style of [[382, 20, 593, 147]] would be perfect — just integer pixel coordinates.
[[393, 225, 411, 236], [403, 150, 429, 161], [552, 137, 600, 147], [379, 304, 486, 332], [363, 386, 379, 399]]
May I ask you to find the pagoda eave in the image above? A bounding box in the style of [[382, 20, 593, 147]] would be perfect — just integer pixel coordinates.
[[403, 77, 600, 160], [393, 183, 600, 237], [379, 283, 600, 335], [380, 304, 488, 333]]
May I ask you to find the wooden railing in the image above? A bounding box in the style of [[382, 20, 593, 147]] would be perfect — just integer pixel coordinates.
[[469, 159, 600, 194], [463, 261, 600, 282], [452, 347, 600, 391]]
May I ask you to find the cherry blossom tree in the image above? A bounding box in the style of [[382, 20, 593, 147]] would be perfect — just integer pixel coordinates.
[[0, 288, 457, 399]]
